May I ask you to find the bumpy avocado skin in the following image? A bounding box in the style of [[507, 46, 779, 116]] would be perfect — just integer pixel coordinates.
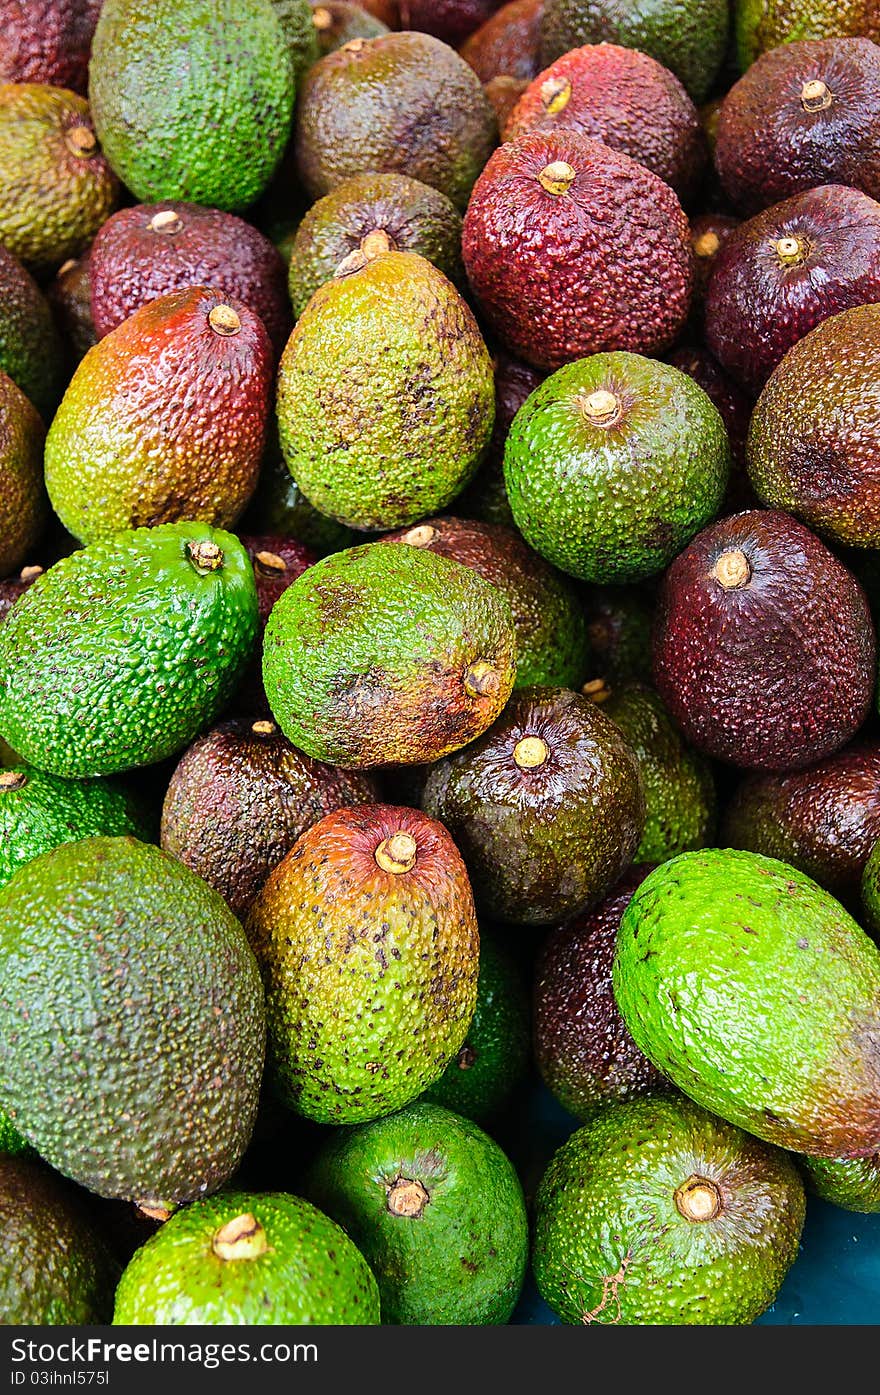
[[246, 805, 479, 1124], [0, 523, 259, 777], [270, 0, 319, 81], [113, 1191, 379, 1324], [533, 1094, 805, 1325], [0, 371, 47, 579], [262, 543, 516, 769], [862, 838, 880, 935], [0, 244, 64, 422], [0, 836, 266, 1207], [799, 1153, 880, 1213], [89, 0, 294, 212], [734, 0, 880, 70], [277, 251, 494, 531], [304, 1101, 528, 1324], [242, 424, 355, 556], [613, 849, 880, 1159], [0, 762, 152, 890], [0, 1155, 117, 1324]]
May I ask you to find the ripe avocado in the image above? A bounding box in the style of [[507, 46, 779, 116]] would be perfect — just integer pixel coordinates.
[[311, 2, 389, 56], [421, 686, 645, 924], [0, 523, 259, 778], [799, 1153, 880, 1213], [735, 0, 880, 70], [533, 1094, 805, 1324], [0, 244, 64, 422], [613, 849, 880, 1158], [47, 253, 96, 367], [304, 1101, 528, 1323], [89, 0, 294, 212], [262, 542, 516, 768], [460, 0, 544, 83], [0, 0, 102, 94], [582, 586, 654, 687], [664, 346, 754, 511], [398, 0, 500, 44], [113, 1191, 379, 1324], [0, 564, 43, 627], [0, 836, 265, 1208], [0, 370, 47, 579], [245, 805, 479, 1124]]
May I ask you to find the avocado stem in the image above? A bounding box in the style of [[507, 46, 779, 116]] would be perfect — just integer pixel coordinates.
[[513, 735, 549, 769], [540, 76, 572, 114], [135, 1201, 172, 1222], [538, 161, 576, 196], [774, 235, 807, 267], [254, 550, 288, 577], [712, 548, 751, 590], [674, 1177, 722, 1223], [187, 539, 224, 573], [692, 229, 720, 259], [19, 565, 43, 583], [212, 1213, 269, 1261], [582, 677, 612, 704], [464, 660, 501, 699], [800, 79, 832, 112], [65, 125, 97, 157], [208, 304, 241, 336], [312, 5, 332, 28], [386, 1177, 430, 1218], [251, 720, 276, 736], [375, 832, 418, 875], [581, 389, 621, 427], [401, 524, 439, 548], [149, 209, 182, 234], [343, 37, 366, 53], [0, 770, 27, 792], [361, 228, 395, 258]]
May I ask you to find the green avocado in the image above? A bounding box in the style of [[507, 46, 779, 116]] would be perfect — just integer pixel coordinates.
[[533, 1094, 805, 1325], [304, 1101, 529, 1324], [113, 1191, 379, 1324], [613, 849, 880, 1158], [0, 523, 259, 778], [0, 1108, 29, 1156], [862, 837, 880, 934], [734, 0, 880, 70], [270, 0, 319, 83], [799, 1153, 880, 1213]]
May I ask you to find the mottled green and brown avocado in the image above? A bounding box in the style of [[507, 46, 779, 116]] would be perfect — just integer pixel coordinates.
[[735, 0, 880, 71], [799, 1153, 880, 1213], [310, 1, 389, 56], [421, 685, 645, 924], [0, 371, 47, 579], [0, 243, 64, 422]]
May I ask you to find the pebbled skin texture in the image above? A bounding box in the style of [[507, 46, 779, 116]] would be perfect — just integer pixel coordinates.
[[0, 522, 259, 777], [0, 371, 47, 579], [735, 0, 880, 71], [89, 202, 291, 355], [652, 509, 876, 771], [533, 1094, 805, 1325], [160, 717, 378, 915], [242, 429, 355, 557], [534, 865, 666, 1120], [583, 586, 654, 686], [382, 515, 589, 690], [716, 38, 880, 215], [799, 1152, 880, 1212], [504, 43, 706, 205], [0, 1155, 117, 1324], [722, 742, 880, 901], [504, 352, 729, 583], [113, 1190, 380, 1324], [0, 836, 266, 1205], [460, 0, 544, 83], [455, 352, 543, 527], [89, 0, 293, 212], [863, 839, 880, 935], [45, 286, 273, 544], [399, 0, 502, 44], [293, 32, 498, 210], [706, 185, 880, 395], [687, 212, 740, 324], [245, 805, 480, 1123], [0, 83, 118, 276], [462, 131, 693, 372], [242, 533, 315, 628], [613, 849, 880, 1158], [0, 0, 103, 94], [263, 542, 516, 768], [604, 682, 716, 865], [421, 685, 645, 924], [424, 931, 530, 1120], [0, 565, 42, 626], [288, 172, 464, 318], [277, 251, 494, 531], [747, 303, 880, 549], [0, 762, 151, 890], [540, 0, 729, 102], [47, 252, 96, 367], [311, 2, 389, 57], [0, 244, 64, 423], [304, 1101, 528, 1324], [271, 0, 320, 81]]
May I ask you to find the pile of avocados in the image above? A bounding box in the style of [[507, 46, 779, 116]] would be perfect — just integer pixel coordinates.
[[1, 0, 880, 1332]]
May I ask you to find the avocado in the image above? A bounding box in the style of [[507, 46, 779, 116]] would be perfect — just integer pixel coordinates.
[[304, 1101, 528, 1323], [861, 836, 880, 935], [47, 253, 96, 367], [244, 535, 315, 628], [0, 0, 102, 94], [294, 32, 497, 210], [90, 0, 294, 212], [460, 0, 544, 84], [535, 866, 667, 1121], [398, 0, 500, 44], [0, 523, 259, 777], [0, 1154, 117, 1323], [0, 1107, 28, 1155], [0, 564, 43, 627], [582, 586, 654, 687], [664, 346, 755, 511], [799, 1153, 880, 1213], [245, 805, 479, 1123], [688, 213, 740, 323], [533, 1094, 805, 1324], [287, 172, 464, 319], [270, 0, 320, 81], [241, 425, 355, 557], [614, 848, 880, 1158], [504, 43, 706, 205], [716, 38, 880, 215], [454, 352, 543, 528], [89, 202, 291, 355], [504, 352, 729, 584], [382, 516, 589, 690], [462, 131, 693, 372], [0, 762, 152, 890], [278, 249, 493, 531], [310, 2, 389, 56], [601, 682, 716, 864], [706, 186, 880, 396], [735, 0, 880, 70], [0, 836, 265, 1208], [161, 717, 378, 915], [747, 304, 880, 549], [722, 743, 880, 902], [424, 932, 530, 1121], [0, 82, 118, 276], [421, 686, 645, 924], [263, 542, 516, 768], [540, 0, 729, 102], [113, 1191, 380, 1324], [0, 243, 64, 422], [0, 370, 47, 579], [652, 510, 875, 771]]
